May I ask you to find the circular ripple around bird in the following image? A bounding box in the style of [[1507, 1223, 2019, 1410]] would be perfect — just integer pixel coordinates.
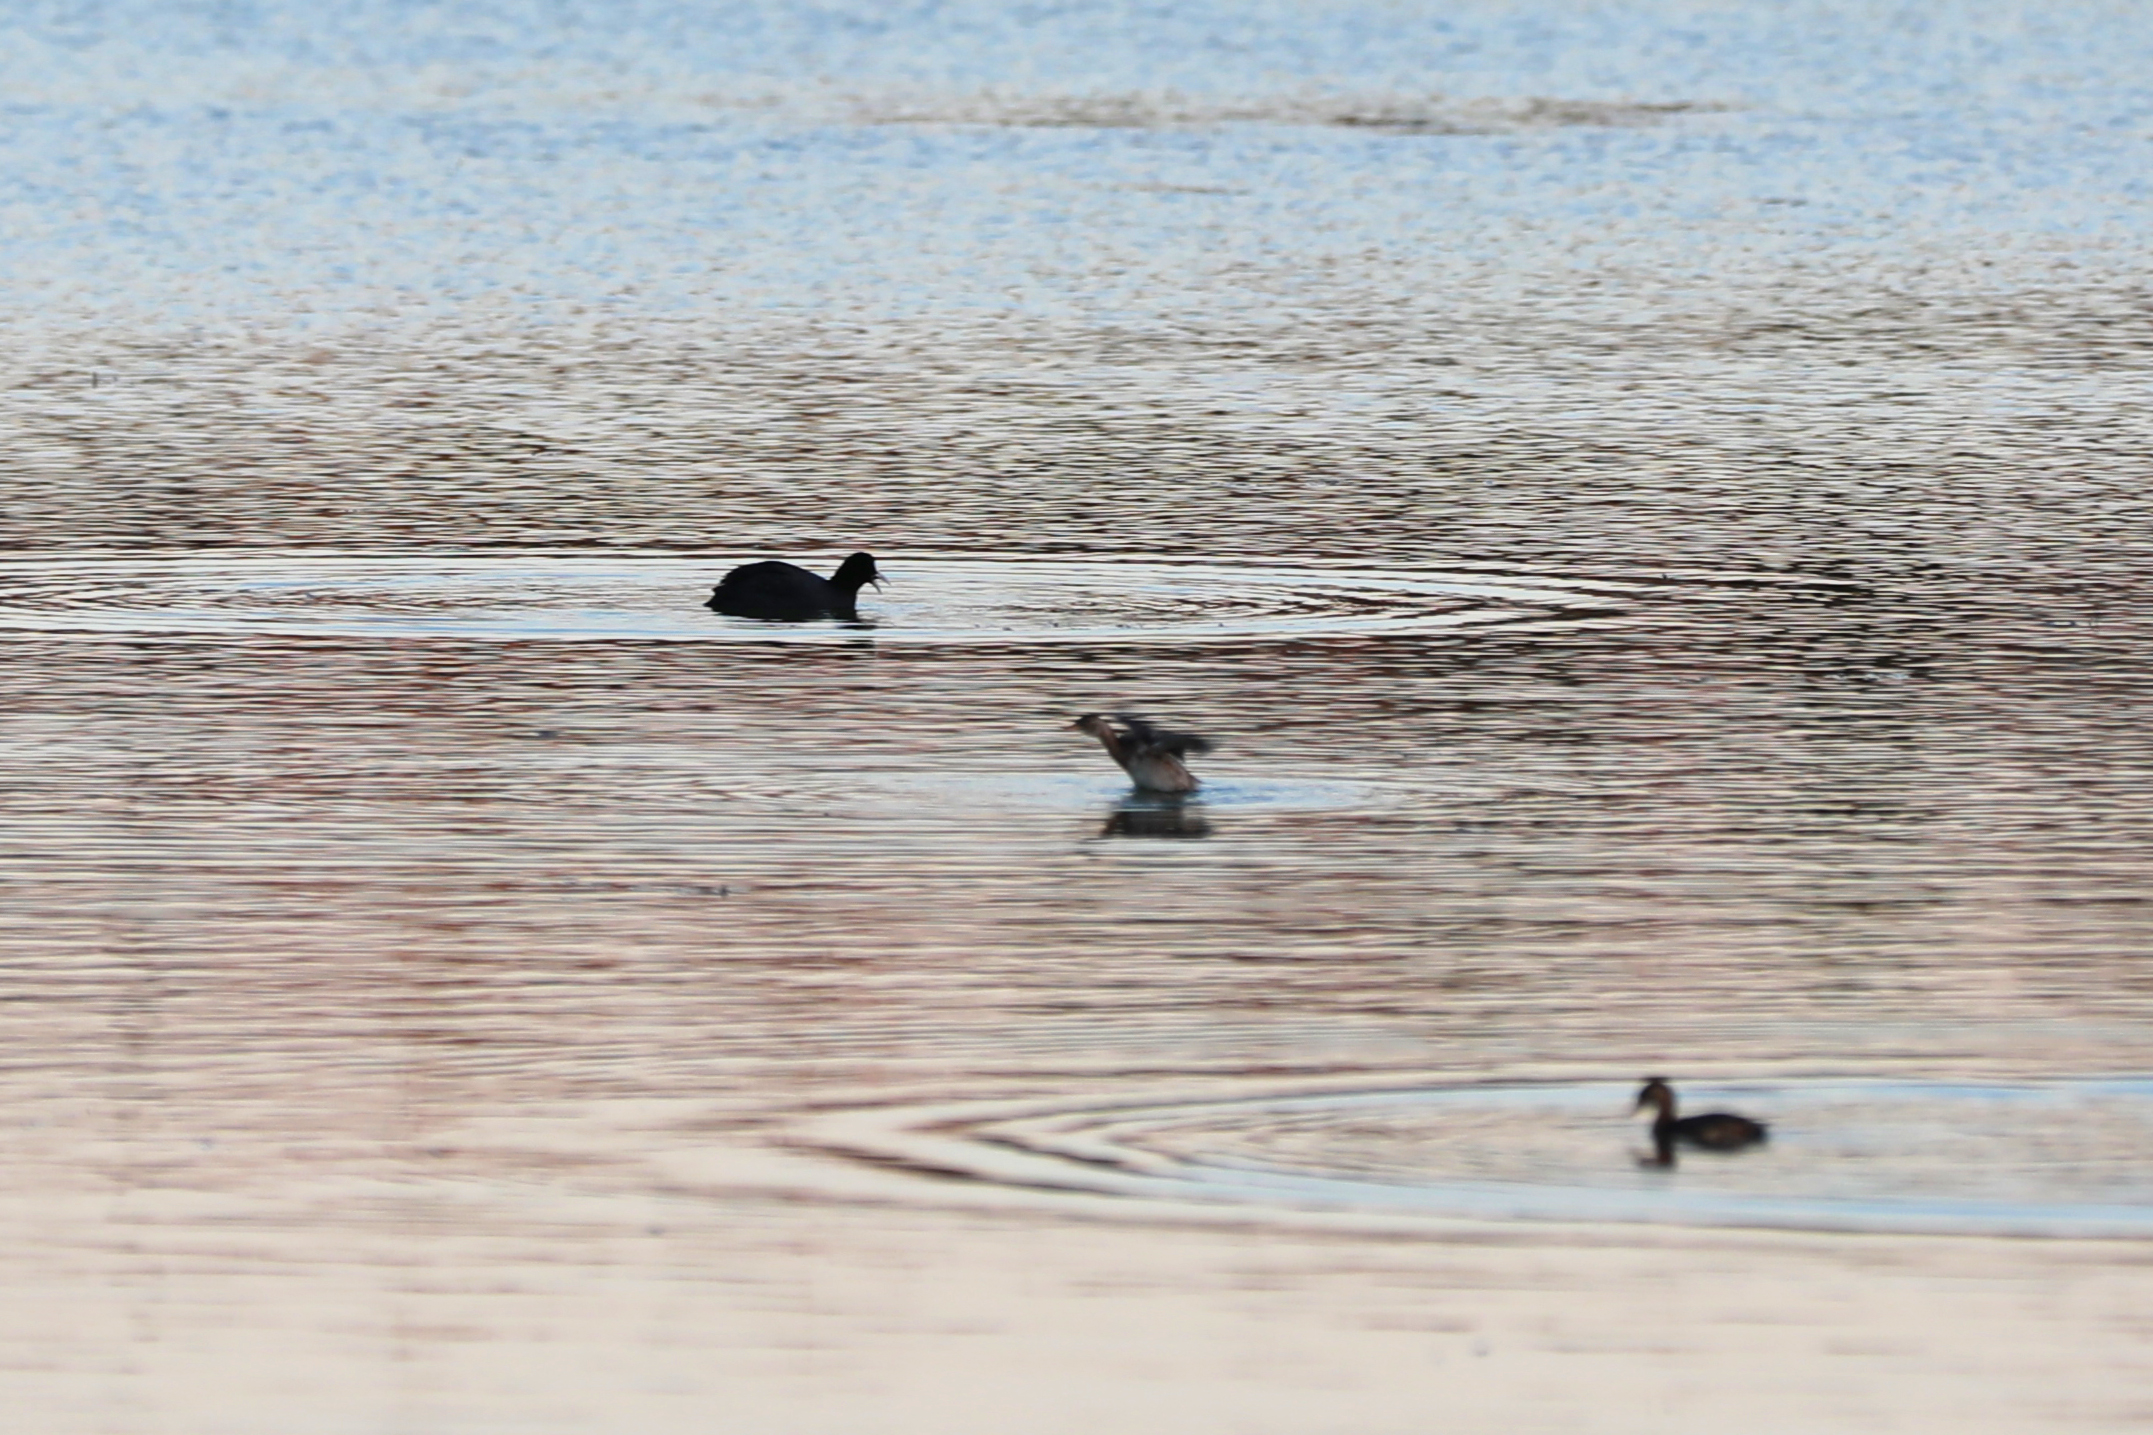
[[0, 552, 1682, 643], [798, 1077, 2153, 1237]]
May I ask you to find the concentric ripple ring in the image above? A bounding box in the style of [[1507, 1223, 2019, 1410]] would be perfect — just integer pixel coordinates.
[[0, 552, 1693, 643], [791, 1077, 2153, 1238]]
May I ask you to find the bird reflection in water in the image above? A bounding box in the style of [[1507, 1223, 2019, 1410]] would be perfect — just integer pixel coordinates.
[[1099, 795, 1212, 840], [1633, 1076, 1769, 1169]]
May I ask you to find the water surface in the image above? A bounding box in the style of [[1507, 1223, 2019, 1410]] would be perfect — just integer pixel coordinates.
[[3, 1, 2152, 1430]]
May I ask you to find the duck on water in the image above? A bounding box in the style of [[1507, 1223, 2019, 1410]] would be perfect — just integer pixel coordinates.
[[706, 552, 883, 621], [1071, 713, 1213, 794], [1635, 1077, 1768, 1165]]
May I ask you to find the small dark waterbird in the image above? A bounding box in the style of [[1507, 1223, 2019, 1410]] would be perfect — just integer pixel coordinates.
[[1635, 1077, 1769, 1156], [1071, 713, 1213, 794], [706, 552, 883, 621]]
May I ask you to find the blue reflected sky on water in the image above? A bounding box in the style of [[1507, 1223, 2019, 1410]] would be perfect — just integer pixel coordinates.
[[3, 0, 2149, 335]]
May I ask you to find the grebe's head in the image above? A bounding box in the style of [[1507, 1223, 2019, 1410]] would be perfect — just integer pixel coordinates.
[[832, 552, 883, 592], [1070, 713, 1114, 738], [1634, 1077, 1674, 1115]]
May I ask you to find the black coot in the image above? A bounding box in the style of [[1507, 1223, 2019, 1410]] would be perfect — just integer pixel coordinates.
[[706, 552, 882, 620]]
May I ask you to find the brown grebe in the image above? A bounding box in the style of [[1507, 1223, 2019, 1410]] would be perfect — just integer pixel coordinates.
[[706, 552, 882, 620], [1635, 1077, 1768, 1153], [1071, 713, 1212, 794]]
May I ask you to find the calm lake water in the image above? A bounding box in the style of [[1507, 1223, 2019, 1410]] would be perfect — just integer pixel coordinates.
[[3, 1, 2152, 1429]]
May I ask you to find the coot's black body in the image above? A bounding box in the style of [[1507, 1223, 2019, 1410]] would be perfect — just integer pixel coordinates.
[[1635, 1077, 1768, 1152], [706, 552, 881, 620]]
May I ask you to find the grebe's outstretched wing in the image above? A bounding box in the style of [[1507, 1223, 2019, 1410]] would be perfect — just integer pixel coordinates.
[[1113, 713, 1214, 757]]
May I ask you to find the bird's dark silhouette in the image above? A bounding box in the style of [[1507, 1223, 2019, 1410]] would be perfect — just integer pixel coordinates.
[[706, 553, 882, 621], [1635, 1077, 1768, 1167]]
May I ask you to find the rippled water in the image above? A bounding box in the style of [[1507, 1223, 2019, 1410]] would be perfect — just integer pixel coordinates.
[[5, 0, 2153, 1430], [807, 1076, 2153, 1236], [0, 551, 1647, 640]]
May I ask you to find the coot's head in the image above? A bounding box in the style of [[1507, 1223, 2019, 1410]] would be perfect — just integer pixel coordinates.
[[1634, 1077, 1674, 1115], [831, 552, 883, 593]]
